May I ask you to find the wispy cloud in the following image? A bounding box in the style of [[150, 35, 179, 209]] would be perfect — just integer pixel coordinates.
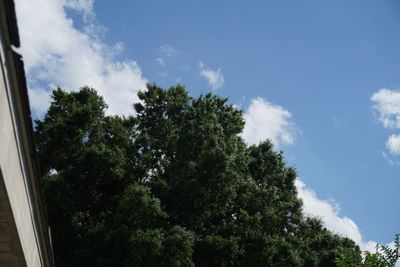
[[198, 62, 224, 90], [331, 116, 340, 128], [382, 152, 400, 166], [15, 0, 147, 117], [242, 97, 296, 148], [159, 45, 178, 57], [155, 45, 178, 66], [155, 57, 165, 66], [62, 0, 95, 21]]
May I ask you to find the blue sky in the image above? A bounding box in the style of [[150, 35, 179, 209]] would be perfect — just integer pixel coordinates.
[[15, 0, 400, 248]]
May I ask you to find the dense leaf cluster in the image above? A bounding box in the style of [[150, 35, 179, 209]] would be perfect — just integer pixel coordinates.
[[336, 234, 399, 267], [36, 85, 362, 266]]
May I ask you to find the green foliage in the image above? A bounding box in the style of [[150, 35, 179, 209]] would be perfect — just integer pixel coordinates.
[[37, 84, 369, 266], [336, 234, 400, 267]]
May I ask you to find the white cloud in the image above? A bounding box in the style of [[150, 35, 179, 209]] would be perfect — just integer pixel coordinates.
[[14, 0, 147, 116], [199, 62, 224, 90], [295, 179, 377, 252], [240, 96, 388, 254], [242, 97, 296, 147], [371, 89, 400, 159], [371, 89, 400, 129], [13, 2, 397, 263], [298, 179, 400, 266], [28, 88, 52, 117], [386, 134, 400, 155]]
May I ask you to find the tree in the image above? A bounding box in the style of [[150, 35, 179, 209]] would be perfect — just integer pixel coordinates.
[[336, 234, 400, 267], [36, 84, 363, 266]]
